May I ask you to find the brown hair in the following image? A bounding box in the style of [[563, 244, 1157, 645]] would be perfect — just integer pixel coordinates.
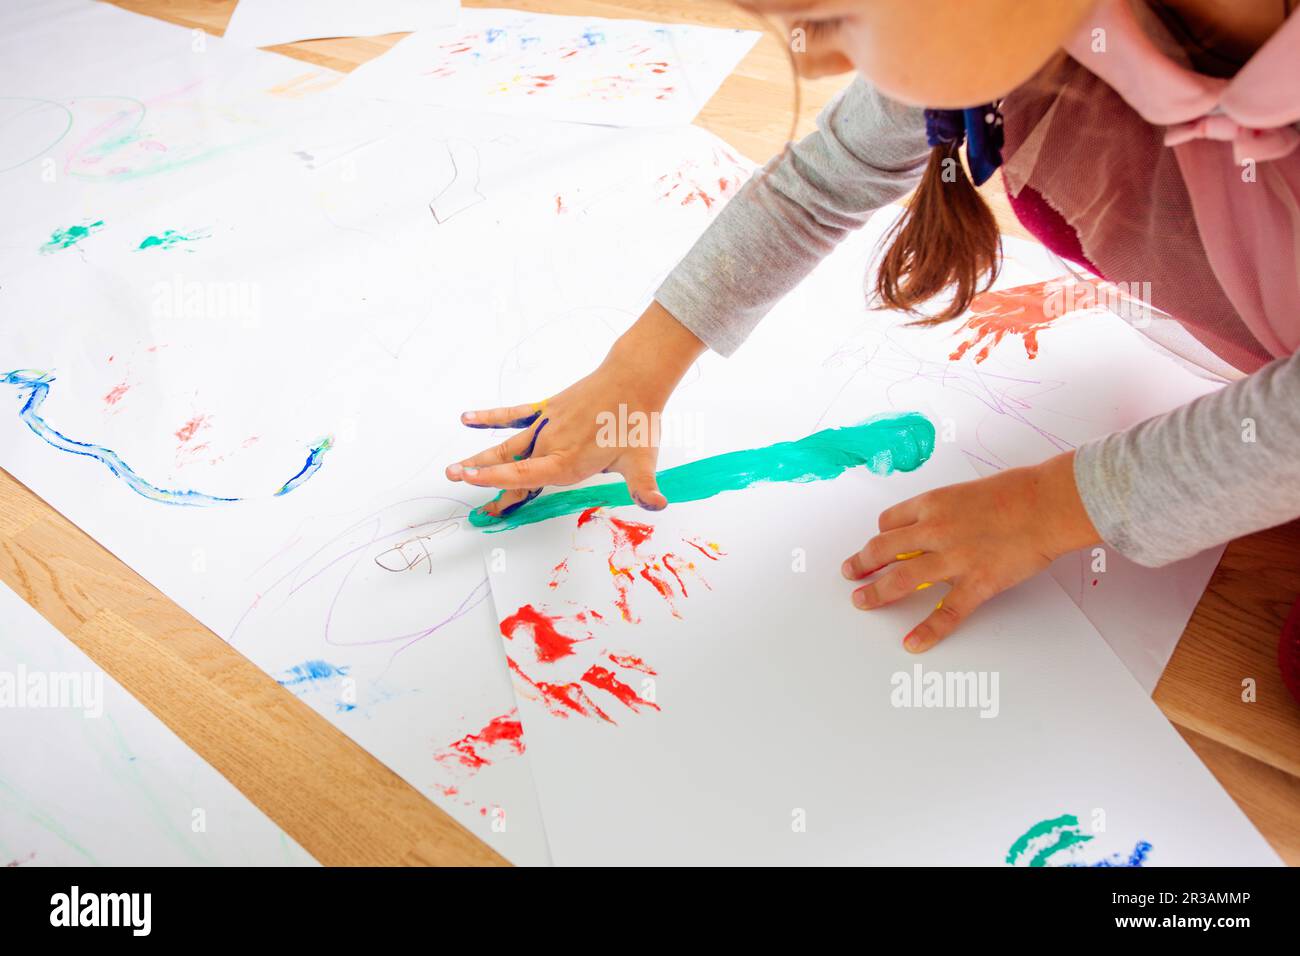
[[874, 141, 1002, 323]]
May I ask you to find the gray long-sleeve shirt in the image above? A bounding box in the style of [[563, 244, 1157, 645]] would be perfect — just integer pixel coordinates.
[[655, 77, 1300, 568]]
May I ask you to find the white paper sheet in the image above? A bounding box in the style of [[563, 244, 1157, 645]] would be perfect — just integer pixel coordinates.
[[709, 212, 1227, 691], [335, 7, 760, 126], [1, 0, 1237, 867], [224, 0, 459, 49], [0, 0, 759, 866], [482, 447, 1277, 865], [0, 582, 318, 866]]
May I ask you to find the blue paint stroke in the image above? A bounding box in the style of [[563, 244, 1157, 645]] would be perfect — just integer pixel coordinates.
[[580, 28, 606, 47], [2, 369, 332, 506], [1083, 841, 1153, 868], [486, 28, 505, 43], [275, 436, 333, 496], [277, 659, 350, 688]]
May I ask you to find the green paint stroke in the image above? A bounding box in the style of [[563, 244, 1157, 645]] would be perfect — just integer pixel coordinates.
[[39, 219, 104, 254], [137, 228, 208, 251], [1006, 814, 1094, 867], [470, 411, 935, 532]]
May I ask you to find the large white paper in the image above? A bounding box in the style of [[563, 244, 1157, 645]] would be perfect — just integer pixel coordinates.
[[0, 582, 318, 866], [482, 447, 1277, 865], [0, 0, 757, 866], [335, 7, 760, 126], [224, 0, 460, 49], [711, 214, 1227, 691]]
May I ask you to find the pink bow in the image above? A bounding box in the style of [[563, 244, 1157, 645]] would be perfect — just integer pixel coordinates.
[[1164, 114, 1300, 164]]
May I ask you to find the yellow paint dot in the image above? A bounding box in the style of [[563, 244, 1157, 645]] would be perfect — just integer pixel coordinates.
[[896, 550, 923, 561], [935, 599, 945, 611], [915, 582, 932, 591]]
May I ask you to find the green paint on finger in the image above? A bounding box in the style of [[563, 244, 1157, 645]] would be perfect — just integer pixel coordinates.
[[470, 412, 935, 532]]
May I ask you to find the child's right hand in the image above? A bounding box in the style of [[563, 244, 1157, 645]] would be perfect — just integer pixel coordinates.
[[445, 301, 706, 518]]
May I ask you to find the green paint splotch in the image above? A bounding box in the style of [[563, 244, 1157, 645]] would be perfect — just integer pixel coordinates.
[[39, 220, 104, 255], [1007, 814, 1094, 867], [136, 228, 208, 251], [470, 411, 935, 532], [1006, 814, 1152, 867]]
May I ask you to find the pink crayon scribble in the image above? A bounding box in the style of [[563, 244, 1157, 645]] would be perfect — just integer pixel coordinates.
[[5, 852, 35, 867]]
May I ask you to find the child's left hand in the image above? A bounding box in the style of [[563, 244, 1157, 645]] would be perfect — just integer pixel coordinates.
[[841, 451, 1100, 652]]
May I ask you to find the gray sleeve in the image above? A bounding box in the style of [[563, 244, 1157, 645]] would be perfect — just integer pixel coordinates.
[[1074, 349, 1300, 567], [655, 76, 930, 356]]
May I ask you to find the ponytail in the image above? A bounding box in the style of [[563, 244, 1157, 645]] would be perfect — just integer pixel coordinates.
[[875, 118, 1003, 324]]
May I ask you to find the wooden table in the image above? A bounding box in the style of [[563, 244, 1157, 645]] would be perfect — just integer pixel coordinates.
[[4, 0, 1297, 866]]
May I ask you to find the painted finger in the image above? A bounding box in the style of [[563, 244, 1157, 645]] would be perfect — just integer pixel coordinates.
[[841, 529, 924, 580], [477, 487, 542, 519], [446, 428, 535, 479], [617, 449, 666, 511], [852, 555, 948, 611], [460, 401, 545, 430], [458, 455, 568, 490], [903, 587, 980, 653]]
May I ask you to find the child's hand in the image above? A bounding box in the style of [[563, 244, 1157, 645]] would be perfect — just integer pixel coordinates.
[[841, 452, 1099, 652], [446, 302, 705, 518]]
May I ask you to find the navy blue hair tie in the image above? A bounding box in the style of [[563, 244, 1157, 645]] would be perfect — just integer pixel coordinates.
[[923, 104, 1004, 187]]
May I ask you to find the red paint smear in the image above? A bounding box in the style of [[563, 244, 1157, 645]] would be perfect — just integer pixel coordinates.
[[682, 189, 715, 209], [609, 653, 656, 675], [549, 558, 569, 589], [582, 665, 659, 713], [949, 279, 1071, 364], [500, 603, 589, 663], [577, 506, 601, 527], [608, 516, 654, 551], [434, 711, 525, 772], [639, 562, 680, 618], [685, 538, 723, 561], [174, 414, 210, 444], [661, 554, 688, 597], [1092, 579, 1099, 587], [508, 657, 613, 723], [103, 382, 130, 406], [609, 557, 638, 623], [554, 194, 565, 214]]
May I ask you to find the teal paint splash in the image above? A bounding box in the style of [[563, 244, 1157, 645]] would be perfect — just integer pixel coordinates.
[[470, 412, 935, 532], [1, 369, 332, 506], [136, 228, 208, 251], [39, 219, 104, 254], [1007, 814, 1151, 867]]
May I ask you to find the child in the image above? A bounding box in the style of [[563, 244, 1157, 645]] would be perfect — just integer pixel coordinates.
[[446, 0, 1300, 656]]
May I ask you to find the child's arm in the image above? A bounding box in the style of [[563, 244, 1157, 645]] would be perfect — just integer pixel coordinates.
[[656, 74, 930, 356], [449, 76, 930, 514], [841, 351, 1300, 653], [1075, 348, 1300, 566]]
